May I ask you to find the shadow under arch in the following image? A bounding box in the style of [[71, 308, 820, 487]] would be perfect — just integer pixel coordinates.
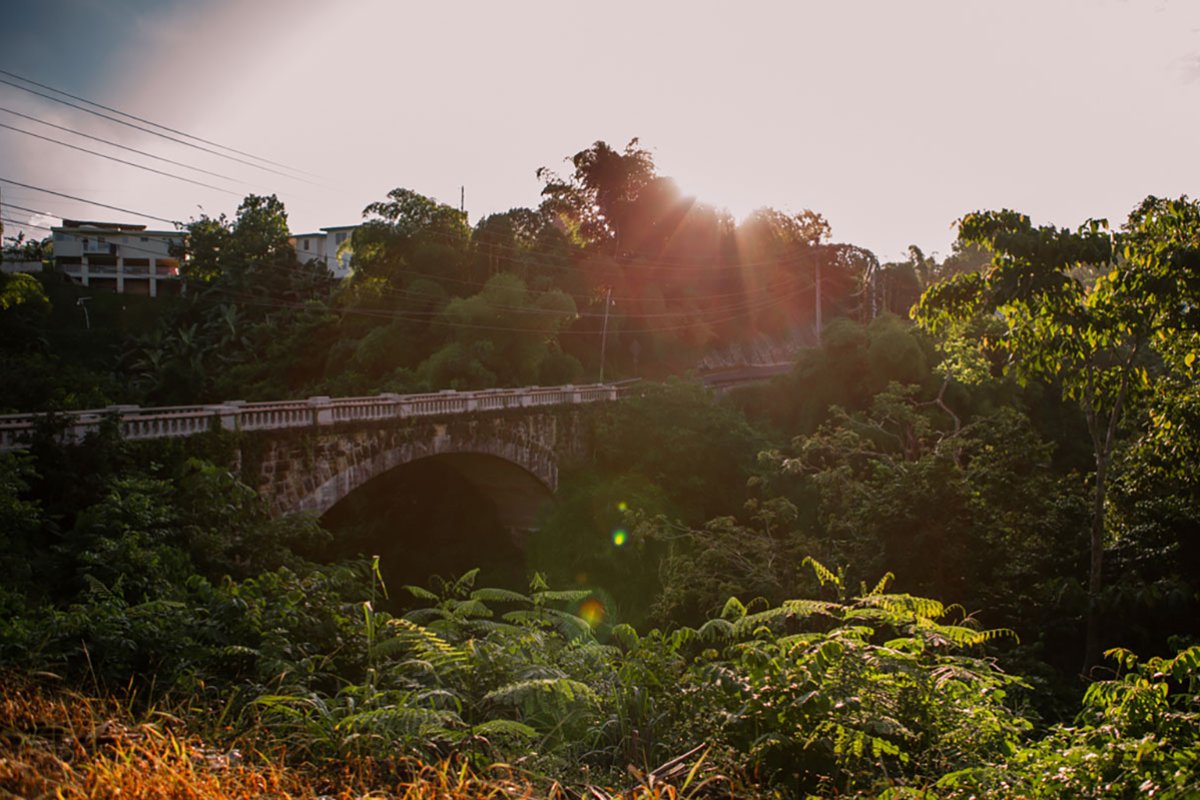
[[316, 452, 552, 598], [292, 435, 559, 530], [320, 451, 555, 533]]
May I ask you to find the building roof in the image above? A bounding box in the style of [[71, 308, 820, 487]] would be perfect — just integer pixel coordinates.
[[60, 219, 147, 232], [55, 220, 181, 237], [320, 225, 359, 232]]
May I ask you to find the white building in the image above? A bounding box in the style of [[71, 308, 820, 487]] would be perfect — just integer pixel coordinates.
[[290, 225, 356, 278], [52, 220, 183, 297]]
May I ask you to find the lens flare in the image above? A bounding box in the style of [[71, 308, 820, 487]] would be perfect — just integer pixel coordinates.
[[578, 597, 606, 626], [617, 501, 628, 512], [611, 528, 628, 546]]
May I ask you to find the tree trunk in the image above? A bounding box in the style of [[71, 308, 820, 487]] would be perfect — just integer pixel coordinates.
[[1083, 452, 1107, 675]]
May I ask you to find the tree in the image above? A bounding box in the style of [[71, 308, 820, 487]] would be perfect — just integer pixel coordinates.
[[2, 231, 50, 263], [914, 204, 1180, 671], [538, 138, 657, 251], [355, 188, 471, 292]]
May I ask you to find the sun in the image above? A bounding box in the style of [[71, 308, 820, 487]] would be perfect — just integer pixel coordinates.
[[671, 174, 759, 222]]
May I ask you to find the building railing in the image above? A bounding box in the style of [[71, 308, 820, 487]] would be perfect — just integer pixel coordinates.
[[0, 383, 628, 451]]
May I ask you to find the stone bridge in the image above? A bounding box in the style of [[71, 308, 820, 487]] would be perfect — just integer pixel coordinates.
[[0, 384, 623, 528]]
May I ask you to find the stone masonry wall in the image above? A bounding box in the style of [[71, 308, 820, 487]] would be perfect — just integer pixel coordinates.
[[246, 408, 593, 518]]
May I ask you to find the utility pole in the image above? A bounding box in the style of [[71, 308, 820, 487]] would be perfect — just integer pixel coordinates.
[[76, 297, 91, 330], [460, 186, 465, 214], [598, 285, 613, 383]]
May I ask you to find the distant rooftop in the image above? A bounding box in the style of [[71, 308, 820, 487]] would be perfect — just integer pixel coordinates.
[[60, 219, 147, 232]]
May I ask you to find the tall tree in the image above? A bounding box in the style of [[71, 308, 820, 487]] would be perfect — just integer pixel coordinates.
[[538, 138, 657, 252], [913, 204, 1191, 671], [355, 188, 471, 292]]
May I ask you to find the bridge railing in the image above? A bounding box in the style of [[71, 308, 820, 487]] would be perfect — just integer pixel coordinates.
[[0, 383, 627, 451]]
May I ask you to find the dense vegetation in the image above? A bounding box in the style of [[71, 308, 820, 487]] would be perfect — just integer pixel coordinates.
[[2, 143, 1200, 797]]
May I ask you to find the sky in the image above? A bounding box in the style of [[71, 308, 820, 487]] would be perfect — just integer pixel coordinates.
[[2, 0, 1199, 262]]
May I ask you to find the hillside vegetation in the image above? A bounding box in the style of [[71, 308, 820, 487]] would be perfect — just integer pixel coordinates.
[[2, 145, 1199, 797]]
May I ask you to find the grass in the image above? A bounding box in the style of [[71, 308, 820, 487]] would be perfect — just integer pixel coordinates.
[[0, 674, 714, 800]]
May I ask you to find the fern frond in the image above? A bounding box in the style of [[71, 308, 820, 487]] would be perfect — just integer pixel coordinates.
[[337, 705, 460, 735], [484, 678, 598, 707], [403, 607, 449, 625], [669, 627, 699, 651], [922, 622, 1017, 648], [782, 599, 843, 618], [386, 618, 470, 671], [857, 593, 945, 620], [610, 623, 640, 649], [470, 718, 538, 739], [734, 606, 790, 636], [720, 596, 747, 622], [452, 568, 481, 592], [502, 608, 595, 641], [532, 589, 593, 603], [802, 556, 842, 588], [470, 587, 531, 604], [446, 598, 494, 618], [416, 688, 462, 710], [403, 585, 439, 601], [866, 572, 896, 597], [462, 618, 523, 636], [698, 617, 735, 641]]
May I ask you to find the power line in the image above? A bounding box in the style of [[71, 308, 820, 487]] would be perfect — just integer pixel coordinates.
[[0, 106, 245, 184], [1, 216, 183, 261], [0, 178, 180, 225], [0, 67, 318, 178], [6, 177, 820, 309], [0, 121, 239, 195], [3, 179, 829, 320], [4, 202, 58, 218], [0, 76, 315, 184], [8, 211, 814, 331], [205, 282, 813, 336]]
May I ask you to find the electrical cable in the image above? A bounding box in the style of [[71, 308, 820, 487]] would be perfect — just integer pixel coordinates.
[[0, 67, 318, 178], [0, 178, 181, 225], [6, 213, 816, 333], [0, 105, 246, 184], [0, 121, 239, 195], [0, 76, 315, 184]]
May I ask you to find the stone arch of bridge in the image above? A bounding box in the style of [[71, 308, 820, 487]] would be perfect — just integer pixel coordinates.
[[291, 438, 558, 530]]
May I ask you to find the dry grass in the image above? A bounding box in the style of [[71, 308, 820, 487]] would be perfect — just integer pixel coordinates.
[[0, 675, 711, 800], [0, 674, 537, 799]]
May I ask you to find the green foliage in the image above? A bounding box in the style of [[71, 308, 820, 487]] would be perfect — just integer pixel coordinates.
[[732, 316, 937, 437], [592, 379, 767, 522], [937, 646, 1200, 799], [0, 270, 47, 311], [914, 197, 1200, 670]]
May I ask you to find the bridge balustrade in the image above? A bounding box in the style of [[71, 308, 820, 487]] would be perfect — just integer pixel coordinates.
[[0, 383, 626, 452]]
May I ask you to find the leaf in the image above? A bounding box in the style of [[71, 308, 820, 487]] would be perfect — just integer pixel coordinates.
[[532, 589, 593, 603], [698, 617, 735, 641], [403, 585, 439, 601], [470, 718, 538, 739], [470, 587, 530, 604], [484, 678, 598, 707], [720, 596, 747, 622]]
